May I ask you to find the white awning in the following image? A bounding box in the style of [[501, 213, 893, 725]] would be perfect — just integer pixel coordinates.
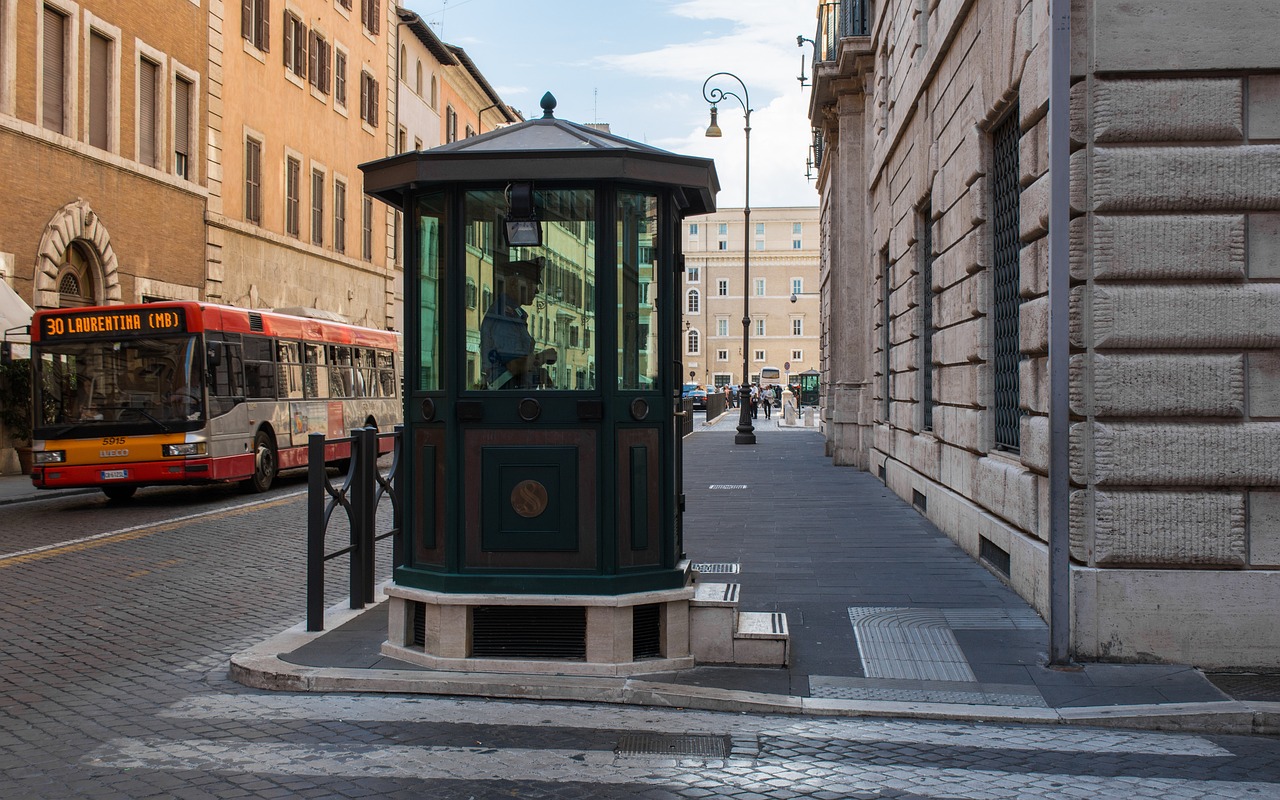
[[0, 280, 33, 344]]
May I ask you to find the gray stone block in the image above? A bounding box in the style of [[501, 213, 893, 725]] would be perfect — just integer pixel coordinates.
[[1092, 78, 1243, 142], [1247, 352, 1280, 417], [1248, 75, 1280, 140], [1248, 213, 1280, 279], [1069, 353, 1245, 418], [1090, 215, 1246, 280], [1073, 284, 1280, 349], [1073, 421, 1280, 486], [1073, 489, 1245, 566], [1092, 146, 1280, 213], [1248, 492, 1280, 566], [1093, 0, 1280, 72]]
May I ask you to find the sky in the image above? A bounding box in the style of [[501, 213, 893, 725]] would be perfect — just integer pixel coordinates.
[[401, 0, 822, 209]]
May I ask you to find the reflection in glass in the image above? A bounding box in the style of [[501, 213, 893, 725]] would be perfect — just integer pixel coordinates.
[[617, 192, 659, 390], [465, 189, 595, 390], [34, 336, 206, 431], [416, 191, 446, 391]]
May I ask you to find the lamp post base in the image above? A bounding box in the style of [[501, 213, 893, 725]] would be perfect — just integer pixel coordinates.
[[735, 387, 756, 445]]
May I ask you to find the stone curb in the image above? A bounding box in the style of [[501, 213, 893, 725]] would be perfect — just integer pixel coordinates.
[[229, 598, 1280, 736]]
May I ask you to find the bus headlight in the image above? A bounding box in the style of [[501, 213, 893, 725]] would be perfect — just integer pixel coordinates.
[[162, 442, 207, 457], [34, 450, 65, 464]]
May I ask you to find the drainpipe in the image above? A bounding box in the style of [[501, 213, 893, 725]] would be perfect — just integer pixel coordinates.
[[1047, 0, 1074, 667]]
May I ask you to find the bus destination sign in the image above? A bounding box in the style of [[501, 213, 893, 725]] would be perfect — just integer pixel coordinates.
[[41, 308, 187, 339]]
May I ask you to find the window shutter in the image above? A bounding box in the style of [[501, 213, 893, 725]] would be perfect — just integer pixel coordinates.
[[371, 78, 378, 124], [139, 59, 158, 167], [42, 7, 65, 133], [259, 0, 270, 53], [359, 73, 367, 121], [308, 30, 318, 85], [373, 0, 381, 34], [174, 77, 191, 174], [282, 13, 292, 68], [322, 42, 331, 93], [89, 32, 110, 150], [242, 0, 253, 41], [296, 22, 308, 79]]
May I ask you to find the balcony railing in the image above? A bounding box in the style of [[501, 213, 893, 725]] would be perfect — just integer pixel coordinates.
[[816, 0, 871, 63]]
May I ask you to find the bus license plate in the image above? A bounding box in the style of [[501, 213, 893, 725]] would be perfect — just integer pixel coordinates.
[[101, 469, 129, 480]]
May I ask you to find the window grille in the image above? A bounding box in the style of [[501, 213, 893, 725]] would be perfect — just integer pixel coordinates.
[[991, 107, 1022, 451], [920, 201, 934, 431]]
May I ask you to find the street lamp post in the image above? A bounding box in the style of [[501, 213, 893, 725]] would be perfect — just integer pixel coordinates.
[[703, 72, 755, 445]]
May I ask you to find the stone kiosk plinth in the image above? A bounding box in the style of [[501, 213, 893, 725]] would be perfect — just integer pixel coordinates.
[[360, 95, 787, 676]]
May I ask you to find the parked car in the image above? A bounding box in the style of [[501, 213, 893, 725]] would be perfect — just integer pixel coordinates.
[[682, 383, 708, 410]]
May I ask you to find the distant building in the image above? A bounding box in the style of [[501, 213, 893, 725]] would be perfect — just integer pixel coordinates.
[[807, 0, 1280, 668], [683, 207, 821, 390]]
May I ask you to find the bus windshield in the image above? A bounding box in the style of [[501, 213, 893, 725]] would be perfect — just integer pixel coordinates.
[[34, 335, 205, 433]]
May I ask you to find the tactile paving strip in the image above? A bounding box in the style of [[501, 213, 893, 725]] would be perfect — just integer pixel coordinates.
[[847, 607, 976, 682]]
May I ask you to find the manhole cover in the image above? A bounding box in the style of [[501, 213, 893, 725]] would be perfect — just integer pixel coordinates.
[[1208, 674, 1280, 702], [616, 733, 729, 758]]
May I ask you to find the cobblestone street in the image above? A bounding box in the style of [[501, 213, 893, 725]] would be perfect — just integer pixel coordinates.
[[2, 470, 1279, 798]]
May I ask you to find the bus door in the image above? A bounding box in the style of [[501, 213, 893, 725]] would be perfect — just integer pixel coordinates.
[[204, 333, 248, 467]]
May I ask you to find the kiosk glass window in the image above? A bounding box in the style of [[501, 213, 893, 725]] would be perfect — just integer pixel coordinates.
[[464, 188, 596, 391], [415, 191, 446, 391], [617, 192, 659, 390]]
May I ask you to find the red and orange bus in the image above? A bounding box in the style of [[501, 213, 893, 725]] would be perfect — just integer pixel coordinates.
[[28, 302, 400, 500]]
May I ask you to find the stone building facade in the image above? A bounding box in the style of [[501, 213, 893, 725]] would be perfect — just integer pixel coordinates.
[[682, 207, 821, 390], [808, 0, 1280, 668]]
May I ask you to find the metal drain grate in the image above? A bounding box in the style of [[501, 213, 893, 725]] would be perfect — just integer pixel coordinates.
[[691, 562, 740, 574], [708, 484, 748, 489], [616, 733, 729, 758], [1208, 674, 1280, 701]]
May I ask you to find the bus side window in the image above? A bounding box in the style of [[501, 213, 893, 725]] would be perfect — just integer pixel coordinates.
[[244, 336, 277, 399], [278, 341, 303, 400], [377, 350, 396, 398], [208, 341, 245, 417], [303, 344, 329, 399]]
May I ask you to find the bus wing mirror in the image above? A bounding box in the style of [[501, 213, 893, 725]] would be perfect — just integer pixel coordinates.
[[206, 345, 221, 367]]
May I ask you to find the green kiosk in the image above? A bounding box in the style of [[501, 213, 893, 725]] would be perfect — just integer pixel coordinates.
[[361, 95, 785, 675]]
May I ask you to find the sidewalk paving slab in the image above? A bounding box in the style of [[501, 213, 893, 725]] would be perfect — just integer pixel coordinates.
[[221, 413, 1280, 735]]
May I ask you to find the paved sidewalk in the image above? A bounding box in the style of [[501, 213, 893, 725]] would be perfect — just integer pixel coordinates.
[[0, 472, 95, 504], [228, 413, 1280, 734]]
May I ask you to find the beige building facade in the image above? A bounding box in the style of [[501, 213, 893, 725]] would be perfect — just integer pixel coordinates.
[[683, 206, 821, 391], [207, 0, 397, 329], [808, 0, 1280, 668]]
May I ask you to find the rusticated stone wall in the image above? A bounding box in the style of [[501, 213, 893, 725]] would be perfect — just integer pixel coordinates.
[[811, 0, 1280, 668]]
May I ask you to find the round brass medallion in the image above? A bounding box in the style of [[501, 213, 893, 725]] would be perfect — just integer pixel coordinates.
[[630, 397, 649, 421], [511, 480, 549, 518]]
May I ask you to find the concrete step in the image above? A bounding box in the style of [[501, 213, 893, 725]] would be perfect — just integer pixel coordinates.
[[691, 582, 740, 606], [734, 611, 790, 667]]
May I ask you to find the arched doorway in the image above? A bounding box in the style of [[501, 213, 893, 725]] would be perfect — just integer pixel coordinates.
[[34, 199, 120, 309], [55, 241, 99, 308]]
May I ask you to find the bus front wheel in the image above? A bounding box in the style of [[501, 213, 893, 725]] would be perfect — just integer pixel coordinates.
[[102, 485, 137, 502], [244, 431, 277, 493]]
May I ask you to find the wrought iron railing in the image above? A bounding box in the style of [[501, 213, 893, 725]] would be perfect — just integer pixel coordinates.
[[306, 425, 403, 631], [816, 1, 871, 63]]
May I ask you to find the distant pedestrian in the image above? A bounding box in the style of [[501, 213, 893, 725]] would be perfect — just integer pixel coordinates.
[[750, 384, 759, 419], [762, 385, 772, 419]]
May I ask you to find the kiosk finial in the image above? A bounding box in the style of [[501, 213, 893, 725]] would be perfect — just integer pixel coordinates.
[[540, 92, 557, 119]]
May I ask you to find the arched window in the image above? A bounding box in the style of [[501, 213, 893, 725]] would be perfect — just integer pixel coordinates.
[[415, 61, 422, 95], [687, 329, 700, 355], [399, 46, 407, 80], [686, 288, 700, 313], [430, 76, 438, 109]]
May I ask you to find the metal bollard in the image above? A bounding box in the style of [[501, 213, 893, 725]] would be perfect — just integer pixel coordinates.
[[306, 432, 326, 631]]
